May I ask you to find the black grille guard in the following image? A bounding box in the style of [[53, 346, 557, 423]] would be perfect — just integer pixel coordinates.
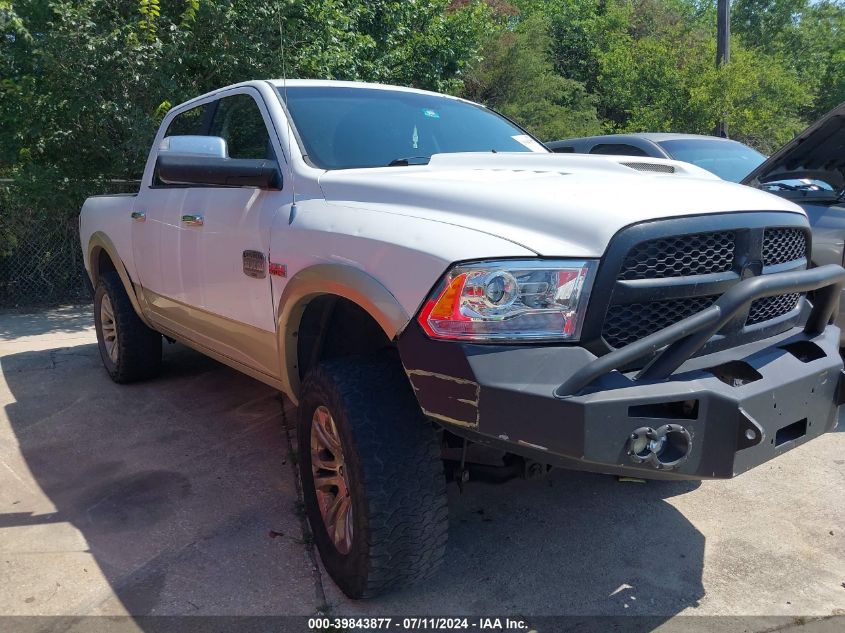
[[555, 264, 845, 397]]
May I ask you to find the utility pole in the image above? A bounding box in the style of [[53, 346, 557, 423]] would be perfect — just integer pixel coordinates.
[[715, 0, 730, 137]]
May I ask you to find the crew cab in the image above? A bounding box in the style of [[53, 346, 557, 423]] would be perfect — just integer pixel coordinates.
[[80, 80, 845, 599]]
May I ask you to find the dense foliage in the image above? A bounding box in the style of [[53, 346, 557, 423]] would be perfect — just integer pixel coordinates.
[[0, 0, 495, 263], [467, 0, 844, 150], [0, 0, 493, 188], [0, 0, 843, 289]]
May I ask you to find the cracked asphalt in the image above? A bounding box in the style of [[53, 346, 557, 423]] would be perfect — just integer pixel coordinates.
[[1, 307, 844, 632]]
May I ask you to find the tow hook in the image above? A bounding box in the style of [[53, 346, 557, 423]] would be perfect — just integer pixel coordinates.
[[627, 424, 692, 470]]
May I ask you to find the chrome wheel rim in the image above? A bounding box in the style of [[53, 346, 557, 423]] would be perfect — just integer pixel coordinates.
[[310, 405, 353, 554], [100, 294, 119, 364]]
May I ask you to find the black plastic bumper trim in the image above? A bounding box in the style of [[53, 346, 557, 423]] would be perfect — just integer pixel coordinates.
[[398, 319, 843, 480]]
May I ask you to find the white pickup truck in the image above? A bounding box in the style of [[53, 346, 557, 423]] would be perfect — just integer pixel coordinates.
[[80, 79, 845, 598]]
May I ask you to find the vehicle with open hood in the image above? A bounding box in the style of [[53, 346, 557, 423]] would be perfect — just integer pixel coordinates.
[[79, 80, 845, 598], [742, 102, 845, 342]]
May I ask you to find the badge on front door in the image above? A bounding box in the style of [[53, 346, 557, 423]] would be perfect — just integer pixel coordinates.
[[242, 250, 267, 279]]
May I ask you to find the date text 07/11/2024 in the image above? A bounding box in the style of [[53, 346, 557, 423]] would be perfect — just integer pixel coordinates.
[[306, 617, 531, 630]]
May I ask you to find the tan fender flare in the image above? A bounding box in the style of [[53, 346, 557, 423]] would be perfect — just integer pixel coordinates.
[[87, 232, 153, 328], [277, 263, 411, 404]]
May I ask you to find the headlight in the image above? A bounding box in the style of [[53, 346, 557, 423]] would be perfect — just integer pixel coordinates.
[[417, 259, 597, 342]]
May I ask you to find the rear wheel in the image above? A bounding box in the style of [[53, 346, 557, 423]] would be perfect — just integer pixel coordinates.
[[298, 354, 448, 598], [94, 272, 162, 383]]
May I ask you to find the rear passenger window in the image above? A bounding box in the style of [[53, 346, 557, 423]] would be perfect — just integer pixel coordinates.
[[164, 104, 210, 137], [552, 146, 575, 153], [209, 94, 274, 160], [589, 143, 650, 157]]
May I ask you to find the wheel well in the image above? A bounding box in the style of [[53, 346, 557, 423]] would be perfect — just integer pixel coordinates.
[[297, 296, 393, 381], [94, 247, 117, 283]]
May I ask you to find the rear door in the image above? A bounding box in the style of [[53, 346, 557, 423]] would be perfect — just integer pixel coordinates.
[[131, 102, 212, 302]]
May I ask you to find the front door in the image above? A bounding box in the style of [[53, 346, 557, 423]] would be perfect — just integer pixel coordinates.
[[173, 89, 288, 376]]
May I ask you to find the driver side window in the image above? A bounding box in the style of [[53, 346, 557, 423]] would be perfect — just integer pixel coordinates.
[[209, 93, 275, 160], [164, 103, 210, 137]]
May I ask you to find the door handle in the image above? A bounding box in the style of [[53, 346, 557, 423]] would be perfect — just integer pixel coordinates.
[[181, 214, 204, 227], [130, 211, 146, 222]]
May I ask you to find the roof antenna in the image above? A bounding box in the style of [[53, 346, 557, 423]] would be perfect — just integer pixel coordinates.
[[278, 11, 297, 223]]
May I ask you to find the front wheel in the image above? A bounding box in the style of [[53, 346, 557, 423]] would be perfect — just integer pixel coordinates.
[[298, 354, 448, 598]]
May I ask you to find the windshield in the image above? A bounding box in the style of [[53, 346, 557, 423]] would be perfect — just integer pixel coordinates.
[[277, 86, 546, 169], [760, 178, 842, 202], [658, 138, 766, 182]]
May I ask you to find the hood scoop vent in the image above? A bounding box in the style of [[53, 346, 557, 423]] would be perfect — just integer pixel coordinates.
[[621, 162, 676, 174]]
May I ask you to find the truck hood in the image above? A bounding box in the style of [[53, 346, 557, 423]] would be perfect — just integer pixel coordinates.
[[742, 101, 845, 192], [319, 152, 804, 257]]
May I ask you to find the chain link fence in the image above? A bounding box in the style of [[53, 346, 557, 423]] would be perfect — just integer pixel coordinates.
[[0, 180, 137, 309], [0, 218, 92, 308]]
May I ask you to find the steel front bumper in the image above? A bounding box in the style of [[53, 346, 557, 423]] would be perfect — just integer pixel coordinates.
[[398, 265, 845, 480]]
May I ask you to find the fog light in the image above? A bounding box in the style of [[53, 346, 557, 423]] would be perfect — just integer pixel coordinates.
[[627, 424, 692, 470]]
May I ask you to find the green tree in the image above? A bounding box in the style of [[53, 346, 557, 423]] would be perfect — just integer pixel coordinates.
[[787, 0, 845, 116], [500, 0, 814, 150], [594, 3, 810, 151], [731, 0, 807, 46], [0, 0, 496, 298], [0, 0, 496, 216], [463, 12, 601, 140], [689, 41, 812, 152], [732, 0, 845, 117]]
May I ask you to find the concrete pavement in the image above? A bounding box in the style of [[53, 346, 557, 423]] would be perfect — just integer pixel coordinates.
[[1, 307, 843, 630]]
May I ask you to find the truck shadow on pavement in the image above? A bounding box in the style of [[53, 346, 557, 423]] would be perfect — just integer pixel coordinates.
[[343, 467, 705, 618], [0, 341, 705, 622]]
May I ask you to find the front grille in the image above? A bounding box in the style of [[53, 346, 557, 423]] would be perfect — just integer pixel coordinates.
[[603, 295, 718, 348], [747, 293, 801, 326], [595, 218, 811, 356], [618, 231, 735, 280], [763, 228, 807, 266]]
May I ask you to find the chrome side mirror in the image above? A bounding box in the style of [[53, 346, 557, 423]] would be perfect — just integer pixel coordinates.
[[159, 135, 228, 158]]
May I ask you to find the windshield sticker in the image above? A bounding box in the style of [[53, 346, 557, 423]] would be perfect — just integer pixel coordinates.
[[422, 108, 440, 119], [512, 134, 547, 153], [412, 125, 419, 149]]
